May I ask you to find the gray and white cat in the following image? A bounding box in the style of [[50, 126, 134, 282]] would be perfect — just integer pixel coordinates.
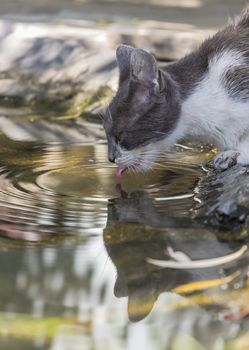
[[104, 6, 249, 177]]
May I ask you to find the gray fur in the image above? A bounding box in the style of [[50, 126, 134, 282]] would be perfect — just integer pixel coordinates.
[[116, 44, 133, 81], [222, 66, 249, 101], [104, 5, 249, 163], [166, 14, 249, 101], [130, 49, 158, 85], [104, 46, 181, 156]]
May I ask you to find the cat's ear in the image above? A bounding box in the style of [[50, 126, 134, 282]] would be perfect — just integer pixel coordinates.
[[130, 49, 159, 89], [116, 45, 134, 80]]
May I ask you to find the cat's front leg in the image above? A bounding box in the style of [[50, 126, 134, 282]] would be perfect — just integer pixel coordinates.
[[212, 150, 240, 171]]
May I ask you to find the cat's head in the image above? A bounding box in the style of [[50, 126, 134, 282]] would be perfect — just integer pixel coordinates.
[[103, 45, 181, 176]]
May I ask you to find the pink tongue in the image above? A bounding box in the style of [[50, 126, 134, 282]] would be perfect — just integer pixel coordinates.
[[116, 167, 127, 178]]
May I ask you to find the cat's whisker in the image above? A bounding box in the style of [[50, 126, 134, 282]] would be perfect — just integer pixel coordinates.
[[136, 159, 155, 170], [132, 166, 137, 174], [143, 162, 164, 169], [138, 157, 188, 170], [98, 113, 104, 121], [152, 131, 167, 136], [117, 157, 131, 164], [107, 107, 113, 122], [116, 154, 134, 163], [130, 165, 137, 175]]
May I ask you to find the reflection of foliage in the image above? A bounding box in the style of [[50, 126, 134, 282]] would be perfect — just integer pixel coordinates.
[[0, 313, 83, 340], [0, 309, 248, 350], [228, 332, 249, 350], [172, 333, 206, 350], [166, 281, 249, 314]]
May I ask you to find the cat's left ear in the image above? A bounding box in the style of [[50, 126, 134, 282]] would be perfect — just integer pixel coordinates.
[[116, 45, 134, 81], [130, 49, 159, 89]]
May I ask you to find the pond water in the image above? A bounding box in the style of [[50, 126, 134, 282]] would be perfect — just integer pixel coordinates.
[[0, 119, 249, 350]]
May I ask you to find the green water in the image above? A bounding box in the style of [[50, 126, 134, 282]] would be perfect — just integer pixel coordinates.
[[0, 125, 248, 350]]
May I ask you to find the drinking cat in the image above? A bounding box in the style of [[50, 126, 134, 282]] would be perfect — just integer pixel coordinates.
[[103, 6, 249, 177]]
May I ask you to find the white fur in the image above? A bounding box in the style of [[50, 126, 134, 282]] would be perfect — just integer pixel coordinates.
[[181, 49, 249, 164], [116, 143, 160, 172], [116, 119, 187, 172], [117, 50, 249, 171]]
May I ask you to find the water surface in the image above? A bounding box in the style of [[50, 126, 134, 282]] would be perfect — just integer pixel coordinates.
[[0, 129, 248, 350]]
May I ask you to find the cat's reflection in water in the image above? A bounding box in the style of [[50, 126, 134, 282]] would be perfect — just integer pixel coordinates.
[[104, 185, 246, 322]]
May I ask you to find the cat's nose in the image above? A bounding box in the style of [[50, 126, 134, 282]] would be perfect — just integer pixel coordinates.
[[108, 155, 116, 163]]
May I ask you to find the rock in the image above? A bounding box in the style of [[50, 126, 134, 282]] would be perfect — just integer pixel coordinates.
[[195, 165, 249, 237]]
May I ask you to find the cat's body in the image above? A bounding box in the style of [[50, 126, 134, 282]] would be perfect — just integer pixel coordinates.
[[104, 6, 249, 175], [165, 19, 249, 167]]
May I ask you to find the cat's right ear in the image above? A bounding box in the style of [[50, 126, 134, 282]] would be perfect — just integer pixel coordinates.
[[116, 45, 134, 81]]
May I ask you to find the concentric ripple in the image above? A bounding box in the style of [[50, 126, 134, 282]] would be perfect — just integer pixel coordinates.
[[0, 138, 206, 242]]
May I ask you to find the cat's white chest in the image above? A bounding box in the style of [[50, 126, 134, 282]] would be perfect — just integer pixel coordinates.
[[181, 50, 249, 150]]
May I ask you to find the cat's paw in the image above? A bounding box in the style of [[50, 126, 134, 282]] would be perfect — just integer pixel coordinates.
[[212, 150, 240, 171]]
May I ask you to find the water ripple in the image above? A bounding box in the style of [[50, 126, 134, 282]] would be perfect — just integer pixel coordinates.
[[0, 140, 204, 242]]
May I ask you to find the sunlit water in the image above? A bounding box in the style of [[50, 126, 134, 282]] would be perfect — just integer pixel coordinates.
[[0, 132, 248, 350]]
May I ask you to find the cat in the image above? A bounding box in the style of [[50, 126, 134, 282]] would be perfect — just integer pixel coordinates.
[[103, 5, 249, 177]]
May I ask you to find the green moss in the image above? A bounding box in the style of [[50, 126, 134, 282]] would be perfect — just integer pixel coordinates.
[[66, 86, 113, 121], [0, 85, 113, 123]]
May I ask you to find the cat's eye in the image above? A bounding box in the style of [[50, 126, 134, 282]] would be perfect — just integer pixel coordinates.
[[115, 134, 122, 143]]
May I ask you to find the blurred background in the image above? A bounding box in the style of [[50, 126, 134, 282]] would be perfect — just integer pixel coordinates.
[[0, 1, 248, 350], [0, 0, 246, 143]]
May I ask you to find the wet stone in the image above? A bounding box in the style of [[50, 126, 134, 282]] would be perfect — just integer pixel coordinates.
[[195, 164, 249, 237]]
